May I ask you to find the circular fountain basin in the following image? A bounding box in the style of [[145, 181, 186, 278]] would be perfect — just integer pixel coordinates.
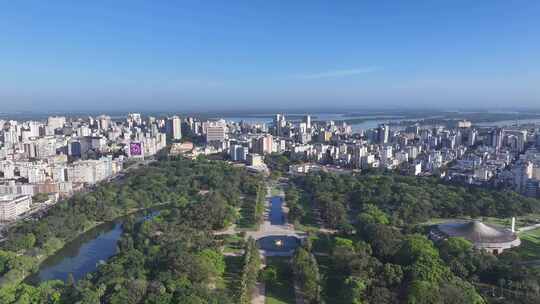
[[257, 235, 300, 252]]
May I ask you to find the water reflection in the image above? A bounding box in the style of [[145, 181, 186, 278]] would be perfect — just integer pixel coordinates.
[[26, 210, 160, 285], [270, 196, 284, 225], [257, 236, 300, 252], [26, 222, 122, 284]]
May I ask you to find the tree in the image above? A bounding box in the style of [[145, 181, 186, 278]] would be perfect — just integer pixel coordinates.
[[438, 237, 473, 261], [293, 248, 321, 303], [362, 224, 403, 260], [197, 249, 226, 281], [357, 204, 389, 226], [396, 235, 439, 267], [239, 237, 261, 304], [382, 263, 403, 287], [407, 280, 440, 304], [439, 278, 485, 304], [367, 286, 396, 304], [343, 276, 367, 304], [260, 266, 278, 285]]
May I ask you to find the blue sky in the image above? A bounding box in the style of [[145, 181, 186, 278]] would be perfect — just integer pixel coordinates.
[[0, 1, 539, 112]]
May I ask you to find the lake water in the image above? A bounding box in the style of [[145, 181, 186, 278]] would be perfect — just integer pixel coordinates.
[[26, 222, 122, 284], [26, 211, 158, 285]]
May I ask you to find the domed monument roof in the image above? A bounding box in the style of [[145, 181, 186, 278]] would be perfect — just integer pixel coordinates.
[[437, 220, 517, 243]]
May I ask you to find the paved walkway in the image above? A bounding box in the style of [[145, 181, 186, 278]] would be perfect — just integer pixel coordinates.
[[214, 224, 237, 236], [294, 280, 305, 304], [252, 282, 266, 304], [518, 223, 540, 233]]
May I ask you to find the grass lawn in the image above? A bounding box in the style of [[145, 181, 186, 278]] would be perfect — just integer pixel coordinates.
[[222, 234, 245, 255], [265, 257, 296, 304], [514, 228, 540, 260], [421, 217, 510, 226]]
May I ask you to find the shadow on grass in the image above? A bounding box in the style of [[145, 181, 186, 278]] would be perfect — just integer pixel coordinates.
[[224, 255, 244, 298]]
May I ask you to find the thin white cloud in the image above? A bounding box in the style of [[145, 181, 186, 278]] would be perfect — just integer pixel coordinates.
[[293, 67, 380, 79], [172, 79, 225, 87]]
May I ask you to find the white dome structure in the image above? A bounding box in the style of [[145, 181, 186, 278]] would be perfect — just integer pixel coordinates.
[[431, 220, 521, 254]]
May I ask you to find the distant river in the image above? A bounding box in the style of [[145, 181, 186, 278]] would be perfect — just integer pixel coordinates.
[[26, 211, 158, 285], [217, 113, 407, 132], [222, 113, 540, 132], [475, 118, 540, 127]]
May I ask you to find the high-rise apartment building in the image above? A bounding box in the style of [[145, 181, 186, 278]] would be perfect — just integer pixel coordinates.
[[491, 128, 504, 151], [378, 124, 390, 145], [166, 116, 182, 141], [204, 121, 227, 142], [97, 115, 112, 130], [303, 115, 311, 130], [229, 145, 249, 162], [252, 135, 273, 154]]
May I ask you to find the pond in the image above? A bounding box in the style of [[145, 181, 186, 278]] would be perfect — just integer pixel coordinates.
[[26, 211, 158, 285]]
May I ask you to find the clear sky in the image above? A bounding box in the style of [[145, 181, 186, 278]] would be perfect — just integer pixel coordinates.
[[1, 1, 539, 112]]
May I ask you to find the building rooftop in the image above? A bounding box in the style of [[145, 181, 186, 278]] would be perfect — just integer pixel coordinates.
[[0, 194, 27, 202]]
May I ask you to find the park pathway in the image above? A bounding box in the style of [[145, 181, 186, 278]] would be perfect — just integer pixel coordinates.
[[245, 182, 305, 246], [252, 281, 266, 304]]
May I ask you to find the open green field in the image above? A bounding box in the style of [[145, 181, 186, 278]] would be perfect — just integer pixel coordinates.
[[265, 257, 296, 304], [514, 228, 540, 261]]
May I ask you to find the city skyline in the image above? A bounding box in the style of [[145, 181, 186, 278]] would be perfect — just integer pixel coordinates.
[[1, 1, 540, 111]]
